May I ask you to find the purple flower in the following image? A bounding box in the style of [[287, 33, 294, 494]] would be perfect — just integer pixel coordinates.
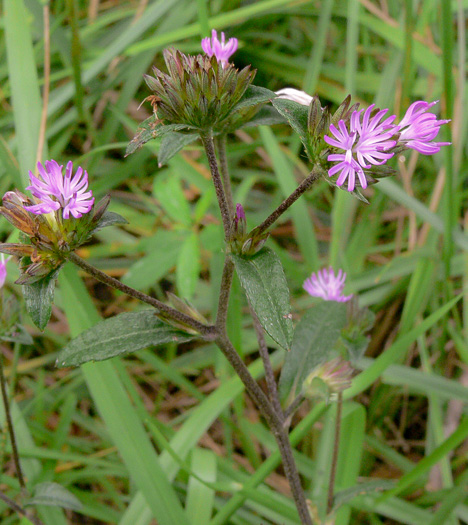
[[0, 254, 10, 288], [351, 105, 397, 167], [201, 30, 238, 67], [24, 160, 94, 219], [324, 105, 397, 192], [325, 122, 366, 192], [303, 267, 353, 303], [396, 100, 451, 154]]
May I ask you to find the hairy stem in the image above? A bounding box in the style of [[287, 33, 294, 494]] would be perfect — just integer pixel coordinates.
[[68, 252, 216, 338], [249, 306, 283, 417], [201, 133, 232, 239], [216, 257, 234, 330], [215, 334, 312, 524], [215, 135, 235, 216], [0, 489, 45, 525], [284, 394, 306, 425], [249, 167, 321, 238], [0, 357, 25, 490], [327, 392, 343, 514]]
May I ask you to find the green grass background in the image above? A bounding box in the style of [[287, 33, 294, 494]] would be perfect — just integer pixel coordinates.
[[0, 0, 467, 523]]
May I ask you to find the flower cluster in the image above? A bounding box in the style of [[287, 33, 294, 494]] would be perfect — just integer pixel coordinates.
[[324, 99, 450, 192], [0, 161, 111, 284], [304, 267, 352, 303], [142, 48, 254, 131], [276, 89, 450, 193]]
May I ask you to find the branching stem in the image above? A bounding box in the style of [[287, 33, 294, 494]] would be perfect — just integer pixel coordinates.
[[67, 252, 216, 338], [0, 489, 45, 525], [249, 167, 321, 238]]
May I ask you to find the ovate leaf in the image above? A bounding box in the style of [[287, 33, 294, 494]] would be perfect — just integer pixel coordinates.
[[272, 98, 309, 147], [279, 301, 348, 399], [22, 269, 60, 330], [232, 85, 276, 112], [232, 249, 293, 350], [125, 117, 193, 156], [90, 210, 128, 234], [26, 482, 83, 512], [158, 132, 198, 167], [57, 310, 194, 367]]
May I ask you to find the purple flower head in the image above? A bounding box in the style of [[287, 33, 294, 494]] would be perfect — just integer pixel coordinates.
[[24, 160, 94, 219], [325, 122, 366, 192], [324, 105, 397, 192], [201, 30, 238, 67], [303, 267, 353, 303], [0, 254, 11, 289], [396, 100, 451, 154], [351, 104, 397, 167]]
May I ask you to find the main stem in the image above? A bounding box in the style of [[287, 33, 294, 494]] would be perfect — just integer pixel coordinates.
[[249, 166, 321, 238], [201, 133, 232, 239], [249, 306, 283, 417], [215, 334, 312, 524], [67, 252, 216, 338], [0, 356, 25, 491]]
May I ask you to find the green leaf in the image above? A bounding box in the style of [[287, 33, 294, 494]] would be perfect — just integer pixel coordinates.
[[22, 269, 60, 331], [125, 118, 193, 156], [26, 482, 83, 512], [232, 85, 276, 113], [158, 132, 199, 167], [241, 105, 285, 128], [271, 98, 309, 146], [279, 301, 348, 399], [176, 233, 200, 300], [232, 248, 293, 350], [333, 480, 396, 510], [56, 310, 194, 367], [90, 210, 128, 234]]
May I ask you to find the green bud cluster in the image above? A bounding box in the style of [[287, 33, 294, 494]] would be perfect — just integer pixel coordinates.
[[143, 49, 255, 132]]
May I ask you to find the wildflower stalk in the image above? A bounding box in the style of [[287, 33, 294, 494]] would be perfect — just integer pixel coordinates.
[[0, 489, 45, 525], [201, 133, 233, 239], [284, 393, 305, 425], [327, 392, 343, 514], [249, 166, 321, 238], [215, 257, 234, 331], [0, 356, 25, 491], [215, 135, 235, 216], [67, 252, 216, 338], [214, 333, 312, 525], [249, 305, 283, 416]]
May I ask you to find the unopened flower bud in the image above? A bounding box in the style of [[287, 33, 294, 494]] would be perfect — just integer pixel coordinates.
[[232, 203, 247, 239], [302, 357, 353, 402]]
